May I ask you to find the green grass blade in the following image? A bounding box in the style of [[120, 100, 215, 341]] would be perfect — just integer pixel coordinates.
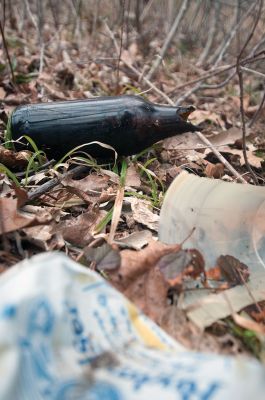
[[0, 163, 20, 187]]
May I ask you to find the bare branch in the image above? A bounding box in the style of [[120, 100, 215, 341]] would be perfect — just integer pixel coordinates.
[[0, 18, 15, 84], [236, 0, 263, 185], [146, 0, 189, 81]]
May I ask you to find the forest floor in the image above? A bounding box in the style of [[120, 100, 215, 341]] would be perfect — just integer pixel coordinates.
[[1, 3, 265, 361]]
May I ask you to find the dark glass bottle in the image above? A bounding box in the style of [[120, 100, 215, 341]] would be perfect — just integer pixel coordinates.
[[11, 95, 199, 159]]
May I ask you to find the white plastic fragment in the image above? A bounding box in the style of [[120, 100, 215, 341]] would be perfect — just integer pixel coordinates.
[[159, 171, 265, 271], [159, 171, 265, 328], [0, 252, 265, 399]]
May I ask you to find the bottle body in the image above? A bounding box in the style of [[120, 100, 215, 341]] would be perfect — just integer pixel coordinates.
[[11, 95, 198, 159]]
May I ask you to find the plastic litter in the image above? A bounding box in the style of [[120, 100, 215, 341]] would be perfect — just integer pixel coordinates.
[[159, 170, 265, 272], [0, 252, 265, 399]]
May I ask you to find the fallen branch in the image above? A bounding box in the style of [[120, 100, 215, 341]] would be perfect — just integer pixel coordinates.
[[27, 165, 89, 201]]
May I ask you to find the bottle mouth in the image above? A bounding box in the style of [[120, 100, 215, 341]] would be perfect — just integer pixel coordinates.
[[176, 105, 196, 121]]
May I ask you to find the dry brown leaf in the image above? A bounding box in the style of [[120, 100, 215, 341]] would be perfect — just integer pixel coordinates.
[[116, 230, 153, 250], [127, 197, 159, 231], [230, 95, 250, 110], [205, 162, 224, 178], [0, 87, 6, 100], [217, 254, 250, 285], [62, 173, 110, 195], [110, 239, 180, 288], [84, 242, 120, 271], [189, 109, 226, 129], [0, 146, 32, 169], [22, 225, 64, 251], [55, 208, 107, 247], [110, 241, 179, 322], [207, 127, 243, 147], [205, 146, 262, 168], [125, 163, 141, 187], [0, 198, 35, 234]]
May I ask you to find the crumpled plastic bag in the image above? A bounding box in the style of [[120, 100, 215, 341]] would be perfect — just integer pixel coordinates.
[[0, 252, 264, 400]]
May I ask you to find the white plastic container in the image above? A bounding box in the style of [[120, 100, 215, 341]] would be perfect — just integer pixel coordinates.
[[159, 171, 265, 272]]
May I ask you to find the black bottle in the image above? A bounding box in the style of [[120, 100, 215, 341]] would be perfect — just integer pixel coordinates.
[[11, 95, 199, 159]]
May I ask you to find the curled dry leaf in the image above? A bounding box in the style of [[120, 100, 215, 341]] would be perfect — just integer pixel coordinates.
[[115, 230, 153, 250], [0, 198, 38, 234], [109, 239, 180, 289], [0, 146, 32, 169], [22, 225, 65, 251], [127, 197, 159, 231], [62, 173, 110, 194], [205, 162, 224, 179], [158, 250, 192, 281], [55, 208, 107, 247], [217, 254, 250, 285], [109, 240, 180, 322]]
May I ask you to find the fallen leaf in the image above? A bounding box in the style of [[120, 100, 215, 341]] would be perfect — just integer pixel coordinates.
[[0, 146, 32, 169], [217, 254, 250, 285], [115, 230, 153, 250], [110, 239, 180, 288], [205, 162, 224, 178], [56, 208, 107, 247], [205, 146, 262, 168], [84, 242, 120, 270], [62, 173, 110, 195], [125, 163, 141, 187], [207, 127, 243, 147], [127, 197, 159, 231], [158, 250, 192, 281], [0, 87, 6, 100], [0, 198, 35, 234], [189, 109, 226, 129], [22, 225, 64, 251]]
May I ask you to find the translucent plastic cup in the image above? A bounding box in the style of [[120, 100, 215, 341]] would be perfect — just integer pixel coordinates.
[[159, 171, 265, 272]]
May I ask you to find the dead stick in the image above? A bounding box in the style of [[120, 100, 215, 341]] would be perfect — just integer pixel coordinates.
[[0, 19, 15, 84], [236, 0, 262, 185], [27, 165, 89, 201], [196, 132, 247, 184]]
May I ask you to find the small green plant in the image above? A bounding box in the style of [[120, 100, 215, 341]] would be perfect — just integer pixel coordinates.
[[226, 318, 261, 359], [24, 150, 46, 186], [137, 159, 164, 207], [94, 207, 114, 234], [54, 141, 117, 171]]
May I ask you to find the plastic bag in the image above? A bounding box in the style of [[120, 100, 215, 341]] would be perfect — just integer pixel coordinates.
[[0, 252, 264, 399]]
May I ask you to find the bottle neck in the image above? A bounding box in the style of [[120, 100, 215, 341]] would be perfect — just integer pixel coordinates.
[[151, 105, 195, 140]]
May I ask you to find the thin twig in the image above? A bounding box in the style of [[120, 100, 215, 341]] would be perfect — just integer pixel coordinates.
[[241, 66, 265, 79], [236, 0, 263, 185], [0, 18, 15, 84], [169, 51, 265, 95], [116, 0, 126, 94], [104, 20, 174, 104], [200, 71, 236, 90], [27, 165, 89, 201], [146, 0, 189, 81], [196, 1, 219, 67], [196, 132, 247, 184]]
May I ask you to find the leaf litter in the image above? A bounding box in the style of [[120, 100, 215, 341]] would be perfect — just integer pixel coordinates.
[[1, 2, 265, 362]]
